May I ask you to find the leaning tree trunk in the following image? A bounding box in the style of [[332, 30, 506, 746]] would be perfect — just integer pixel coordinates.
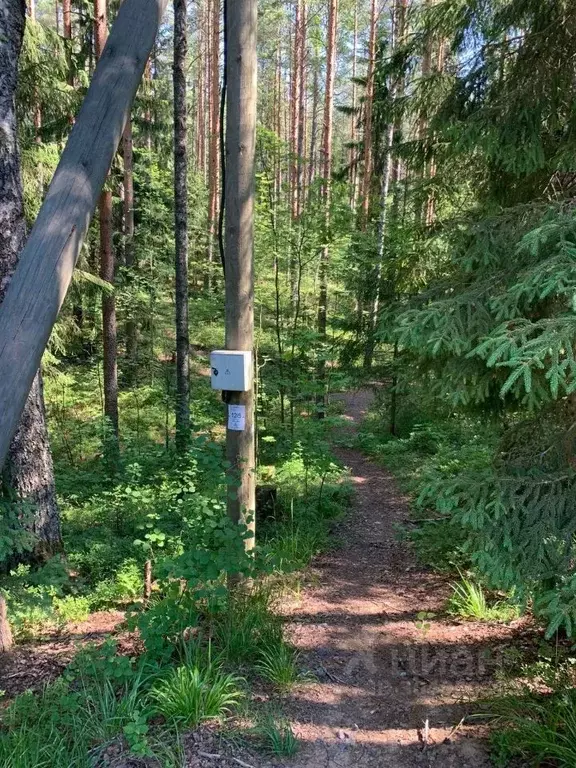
[[0, 1, 61, 556]]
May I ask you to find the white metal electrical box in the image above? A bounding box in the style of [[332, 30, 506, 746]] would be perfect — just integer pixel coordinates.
[[210, 350, 253, 392]]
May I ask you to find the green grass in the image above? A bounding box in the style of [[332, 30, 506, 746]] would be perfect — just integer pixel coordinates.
[[447, 576, 519, 622], [256, 640, 304, 691], [0, 673, 152, 768], [149, 663, 244, 726], [211, 587, 283, 664], [253, 713, 299, 756], [490, 690, 576, 767]]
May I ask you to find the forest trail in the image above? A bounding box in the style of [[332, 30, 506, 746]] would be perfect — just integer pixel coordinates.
[[280, 389, 521, 768]]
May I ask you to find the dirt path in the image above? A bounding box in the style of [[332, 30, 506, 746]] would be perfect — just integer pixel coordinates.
[[280, 389, 526, 768]]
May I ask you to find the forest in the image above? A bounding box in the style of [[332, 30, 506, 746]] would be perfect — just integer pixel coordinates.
[[1, 0, 576, 765]]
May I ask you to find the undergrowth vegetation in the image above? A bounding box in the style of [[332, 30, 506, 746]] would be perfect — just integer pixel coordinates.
[[0, 344, 349, 763]]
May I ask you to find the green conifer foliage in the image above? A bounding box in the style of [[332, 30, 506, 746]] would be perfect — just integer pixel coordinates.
[[382, 0, 576, 635]]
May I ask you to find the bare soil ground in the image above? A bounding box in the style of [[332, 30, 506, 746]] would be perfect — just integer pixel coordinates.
[[0, 610, 130, 700], [277, 388, 531, 768]]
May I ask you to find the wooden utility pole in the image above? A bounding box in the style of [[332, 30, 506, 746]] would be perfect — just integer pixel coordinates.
[[0, 0, 168, 473], [224, 0, 257, 549], [173, 0, 190, 451]]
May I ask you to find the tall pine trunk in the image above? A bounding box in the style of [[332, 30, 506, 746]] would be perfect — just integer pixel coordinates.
[[307, 62, 318, 190], [364, 0, 409, 369], [0, 1, 60, 556], [360, 0, 377, 228], [173, 0, 190, 452], [350, 4, 358, 210], [206, 0, 220, 289], [195, 0, 206, 179], [62, 0, 71, 38], [296, 0, 307, 213], [94, 0, 119, 443], [288, 0, 303, 306], [123, 115, 137, 379], [316, 0, 337, 418]]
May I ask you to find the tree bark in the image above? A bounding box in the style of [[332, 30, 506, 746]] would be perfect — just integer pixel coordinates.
[[289, 0, 301, 222], [195, 0, 206, 178], [206, 0, 220, 289], [0, 596, 12, 653], [364, 121, 394, 369], [350, 4, 358, 210], [316, 0, 337, 418], [94, 0, 119, 443], [62, 0, 71, 38], [173, 0, 190, 452], [307, 62, 318, 190], [360, 0, 377, 229], [123, 116, 137, 379], [225, 0, 257, 551], [0, 0, 61, 555], [99, 190, 119, 438], [296, 0, 307, 214], [364, 0, 409, 369]]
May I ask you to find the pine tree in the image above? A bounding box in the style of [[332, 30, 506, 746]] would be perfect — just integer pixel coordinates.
[[94, 0, 119, 443], [0, 0, 61, 556], [173, 0, 190, 452], [206, 0, 220, 289], [316, 0, 337, 418], [383, 0, 576, 636]]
